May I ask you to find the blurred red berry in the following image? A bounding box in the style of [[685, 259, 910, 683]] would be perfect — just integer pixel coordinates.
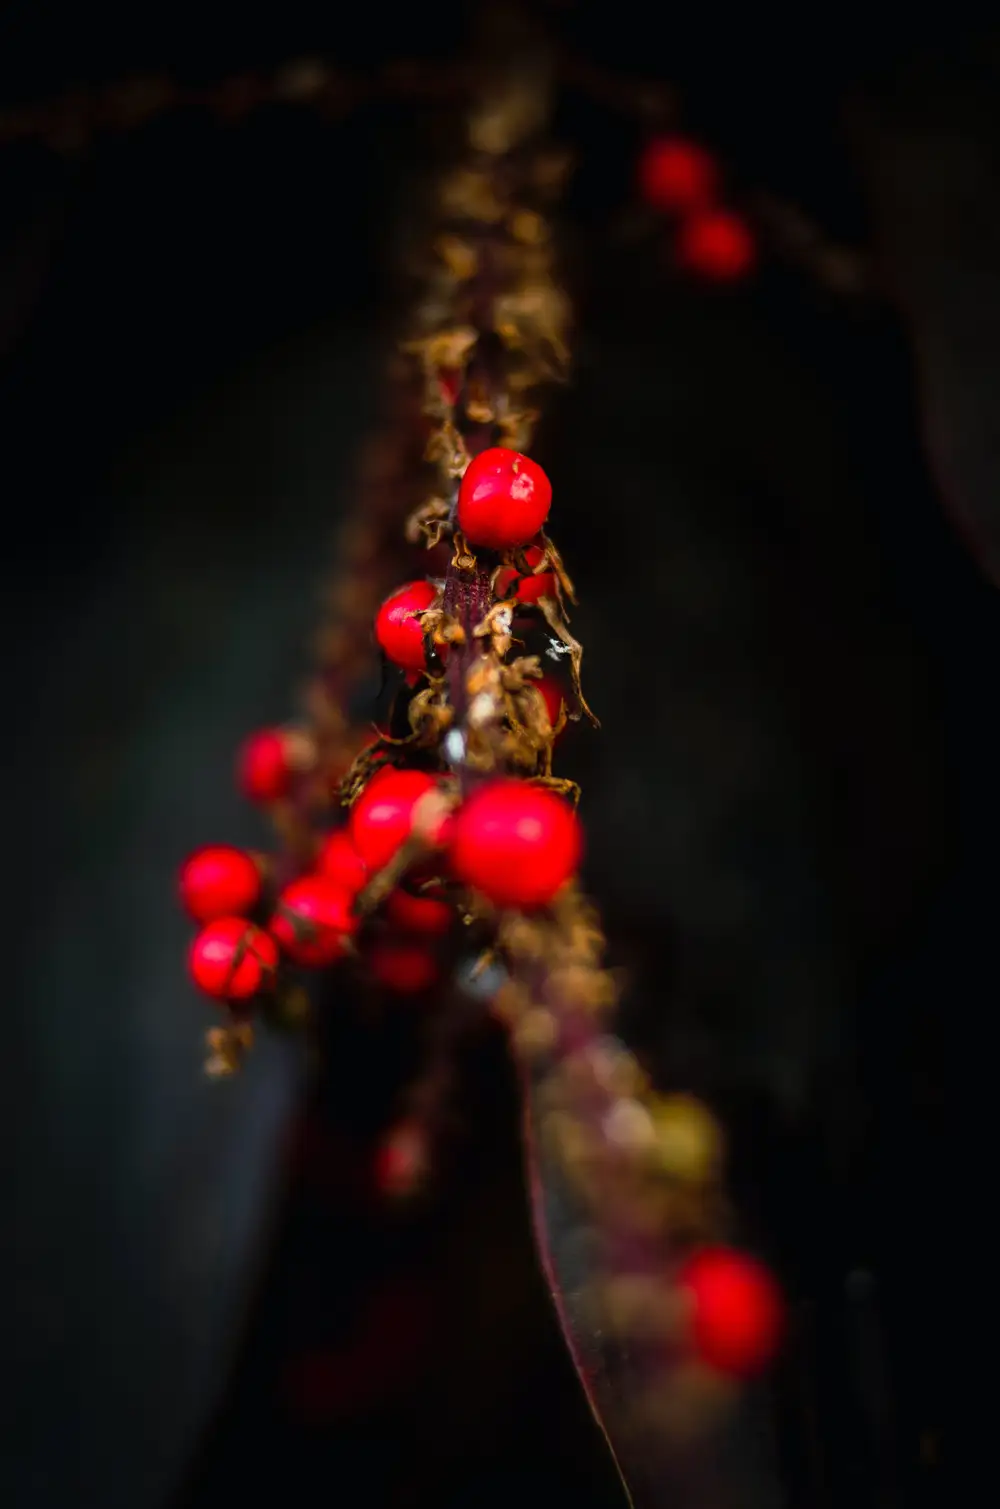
[[439, 368, 462, 408], [494, 543, 558, 604], [639, 135, 718, 213], [457, 447, 552, 550], [369, 940, 439, 993], [179, 845, 261, 923], [317, 830, 368, 895], [385, 886, 453, 937], [374, 579, 437, 672], [450, 779, 582, 909], [270, 876, 358, 967], [189, 916, 278, 1001], [282, 1279, 431, 1421], [349, 768, 449, 874], [678, 1247, 783, 1376], [237, 728, 301, 803], [375, 1119, 428, 1198], [678, 209, 756, 282]]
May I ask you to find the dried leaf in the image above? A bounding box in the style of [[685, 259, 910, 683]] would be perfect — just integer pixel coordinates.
[[536, 595, 600, 726]]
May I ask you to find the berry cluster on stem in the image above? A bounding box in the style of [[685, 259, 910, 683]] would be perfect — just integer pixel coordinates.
[[174, 43, 782, 1485]]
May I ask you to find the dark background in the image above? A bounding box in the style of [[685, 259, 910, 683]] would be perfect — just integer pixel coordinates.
[[2, 3, 980, 1506]]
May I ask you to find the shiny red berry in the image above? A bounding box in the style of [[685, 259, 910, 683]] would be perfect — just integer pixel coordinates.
[[494, 543, 558, 604], [678, 1247, 783, 1376], [237, 727, 311, 803], [457, 447, 552, 550], [374, 580, 437, 672], [678, 209, 756, 282], [639, 135, 718, 213], [385, 886, 453, 937], [450, 779, 582, 909], [270, 876, 358, 967], [188, 916, 278, 1001], [317, 830, 368, 894], [348, 768, 450, 874], [179, 845, 262, 923], [369, 940, 439, 993]]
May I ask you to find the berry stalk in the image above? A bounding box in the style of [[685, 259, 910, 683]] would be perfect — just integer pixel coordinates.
[[174, 12, 784, 1501]]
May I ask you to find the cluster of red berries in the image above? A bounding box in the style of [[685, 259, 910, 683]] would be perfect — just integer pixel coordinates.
[[375, 447, 561, 670], [182, 766, 582, 1006], [176, 426, 785, 1386], [180, 446, 584, 1012], [638, 134, 755, 283], [377, 572, 565, 731]]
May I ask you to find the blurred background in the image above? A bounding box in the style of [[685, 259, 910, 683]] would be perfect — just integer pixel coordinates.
[[1, 2, 979, 1505]]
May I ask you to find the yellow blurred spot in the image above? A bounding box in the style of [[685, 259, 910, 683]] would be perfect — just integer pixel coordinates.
[[646, 1094, 724, 1184]]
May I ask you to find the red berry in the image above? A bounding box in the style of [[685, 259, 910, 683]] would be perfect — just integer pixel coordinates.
[[536, 676, 566, 734], [282, 1280, 431, 1420], [639, 135, 718, 213], [348, 768, 450, 875], [188, 916, 278, 1001], [317, 830, 368, 895], [678, 209, 756, 282], [374, 580, 437, 672], [369, 940, 439, 993], [238, 727, 310, 804], [457, 447, 552, 551], [494, 543, 558, 604], [450, 779, 582, 910], [678, 1247, 783, 1377], [270, 875, 358, 967], [439, 368, 462, 408], [374, 1119, 427, 1198], [385, 886, 453, 936], [179, 845, 261, 923]]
